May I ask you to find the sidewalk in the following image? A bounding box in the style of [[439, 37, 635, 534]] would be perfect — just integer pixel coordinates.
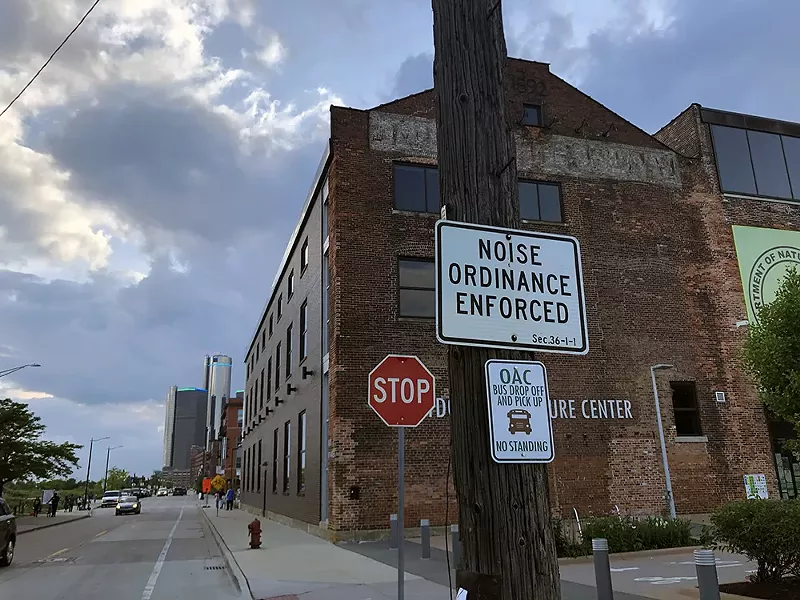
[[201, 505, 452, 599], [201, 504, 667, 600], [16, 509, 90, 534]]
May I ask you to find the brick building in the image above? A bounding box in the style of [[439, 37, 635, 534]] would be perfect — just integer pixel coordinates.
[[219, 391, 244, 487], [240, 57, 800, 538]]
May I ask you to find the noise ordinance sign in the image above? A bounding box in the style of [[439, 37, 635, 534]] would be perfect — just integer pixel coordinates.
[[435, 220, 588, 354]]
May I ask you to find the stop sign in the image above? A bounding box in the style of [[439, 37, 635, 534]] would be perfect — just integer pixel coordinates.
[[368, 355, 435, 427]]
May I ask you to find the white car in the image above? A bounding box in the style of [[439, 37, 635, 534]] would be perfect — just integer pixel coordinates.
[[156, 488, 168, 497]]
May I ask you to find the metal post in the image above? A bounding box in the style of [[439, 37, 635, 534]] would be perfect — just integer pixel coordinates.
[[420, 519, 431, 559], [389, 514, 399, 548], [592, 538, 614, 600], [451, 523, 460, 568], [398, 428, 405, 600], [103, 447, 111, 495], [650, 366, 677, 519], [83, 438, 94, 508], [694, 549, 720, 600]]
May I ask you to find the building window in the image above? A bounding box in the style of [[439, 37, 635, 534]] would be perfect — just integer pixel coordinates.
[[519, 180, 562, 222], [272, 429, 279, 494], [261, 329, 265, 349], [256, 342, 259, 361], [522, 104, 542, 127], [298, 411, 306, 494], [285, 324, 293, 378], [398, 259, 435, 318], [269, 314, 274, 337], [237, 409, 243, 428], [275, 342, 281, 386], [394, 164, 440, 213], [301, 238, 309, 273], [322, 187, 329, 243], [277, 295, 283, 321], [235, 450, 241, 470], [283, 420, 291, 493], [259, 369, 264, 410], [711, 124, 800, 200], [266, 357, 272, 399], [323, 252, 330, 352], [671, 382, 702, 437], [256, 440, 262, 492], [288, 270, 295, 299], [299, 301, 308, 361]]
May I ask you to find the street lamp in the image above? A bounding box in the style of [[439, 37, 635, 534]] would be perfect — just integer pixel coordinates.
[[103, 445, 123, 494], [83, 436, 110, 507], [0, 363, 41, 379], [650, 364, 677, 520]]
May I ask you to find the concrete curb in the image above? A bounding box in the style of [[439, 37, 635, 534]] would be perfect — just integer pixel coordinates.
[[676, 587, 751, 599], [558, 545, 702, 565], [198, 502, 252, 599], [17, 513, 91, 535]]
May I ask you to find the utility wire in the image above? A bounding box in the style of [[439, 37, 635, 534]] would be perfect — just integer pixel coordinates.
[[0, 0, 102, 120]]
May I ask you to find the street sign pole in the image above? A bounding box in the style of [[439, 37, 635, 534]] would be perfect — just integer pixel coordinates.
[[398, 427, 405, 600], [367, 354, 435, 600]]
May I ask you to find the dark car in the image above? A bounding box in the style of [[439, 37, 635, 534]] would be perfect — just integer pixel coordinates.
[[172, 487, 187, 496], [0, 497, 17, 567], [115, 496, 141, 516]]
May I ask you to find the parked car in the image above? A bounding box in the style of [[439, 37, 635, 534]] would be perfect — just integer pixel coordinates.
[[0, 497, 16, 567], [172, 487, 187, 496], [115, 496, 141, 516], [101, 490, 122, 508]]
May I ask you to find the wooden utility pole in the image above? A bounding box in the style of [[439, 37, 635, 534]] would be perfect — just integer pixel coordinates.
[[431, 1, 561, 598]]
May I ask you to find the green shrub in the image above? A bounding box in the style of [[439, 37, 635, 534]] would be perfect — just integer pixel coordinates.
[[552, 515, 693, 556], [708, 499, 800, 583], [581, 515, 693, 554], [552, 518, 585, 558]]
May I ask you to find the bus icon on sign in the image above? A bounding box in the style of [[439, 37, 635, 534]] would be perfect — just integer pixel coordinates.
[[507, 409, 532, 435]]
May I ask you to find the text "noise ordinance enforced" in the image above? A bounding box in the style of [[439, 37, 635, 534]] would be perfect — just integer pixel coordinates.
[[436, 221, 588, 354]]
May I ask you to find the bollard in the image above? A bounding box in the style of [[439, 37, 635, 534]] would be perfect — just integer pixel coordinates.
[[694, 549, 721, 600], [420, 519, 431, 559], [592, 538, 614, 600], [389, 513, 398, 549], [451, 524, 461, 568]]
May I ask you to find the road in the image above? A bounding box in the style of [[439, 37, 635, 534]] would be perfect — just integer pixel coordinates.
[[0, 495, 240, 600]]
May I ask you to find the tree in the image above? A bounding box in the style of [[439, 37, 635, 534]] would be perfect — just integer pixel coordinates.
[[431, 1, 560, 597], [0, 398, 82, 496], [104, 467, 130, 491], [743, 267, 800, 449]]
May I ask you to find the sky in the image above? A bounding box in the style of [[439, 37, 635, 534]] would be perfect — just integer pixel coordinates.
[[0, 0, 797, 479]]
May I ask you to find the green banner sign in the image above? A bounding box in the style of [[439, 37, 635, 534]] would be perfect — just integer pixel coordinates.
[[732, 225, 800, 323]]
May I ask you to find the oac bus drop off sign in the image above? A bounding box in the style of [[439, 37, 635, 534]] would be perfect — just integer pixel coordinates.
[[486, 360, 554, 464], [435, 221, 588, 354]]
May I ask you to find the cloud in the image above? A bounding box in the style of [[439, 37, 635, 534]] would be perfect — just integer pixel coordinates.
[[256, 34, 287, 68], [2, 0, 799, 479]]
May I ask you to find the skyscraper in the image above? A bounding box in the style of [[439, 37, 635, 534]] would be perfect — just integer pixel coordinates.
[[206, 354, 232, 448], [171, 388, 208, 470], [162, 386, 177, 469]]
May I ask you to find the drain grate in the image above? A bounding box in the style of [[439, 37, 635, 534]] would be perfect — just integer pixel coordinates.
[[204, 565, 225, 570]]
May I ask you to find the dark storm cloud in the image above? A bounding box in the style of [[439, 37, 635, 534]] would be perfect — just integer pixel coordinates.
[[45, 87, 324, 246], [387, 52, 433, 100], [512, 0, 800, 132], [0, 245, 270, 405]]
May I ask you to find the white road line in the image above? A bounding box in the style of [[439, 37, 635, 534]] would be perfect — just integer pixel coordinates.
[[141, 504, 184, 600]]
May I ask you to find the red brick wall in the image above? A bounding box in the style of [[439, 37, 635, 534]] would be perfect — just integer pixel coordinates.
[[321, 61, 780, 533]]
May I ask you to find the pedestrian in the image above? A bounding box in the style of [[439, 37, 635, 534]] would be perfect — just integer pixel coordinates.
[[33, 497, 41, 517], [225, 487, 234, 511], [50, 492, 60, 517], [67, 495, 74, 512]]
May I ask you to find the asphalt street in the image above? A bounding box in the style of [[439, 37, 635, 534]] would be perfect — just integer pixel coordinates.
[[0, 496, 239, 600]]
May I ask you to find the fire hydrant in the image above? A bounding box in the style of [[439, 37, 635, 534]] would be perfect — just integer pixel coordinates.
[[248, 518, 262, 549]]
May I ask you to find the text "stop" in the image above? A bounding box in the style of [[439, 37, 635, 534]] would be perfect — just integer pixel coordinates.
[[372, 377, 430, 404]]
